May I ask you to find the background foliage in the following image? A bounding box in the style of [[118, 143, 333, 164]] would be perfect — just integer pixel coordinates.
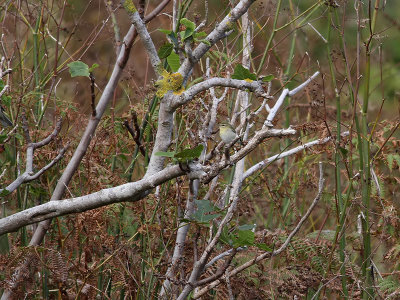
[[0, 0, 400, 299]]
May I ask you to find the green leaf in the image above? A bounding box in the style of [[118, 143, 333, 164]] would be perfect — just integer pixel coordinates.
[[158, 43, 173, 59], [155, 151, 176, 158], [179, 19, 195, 41], [168, 32, 179, 47], [174, 144, 204, 161], [191, 199, 221, 224], [183, 29, 194, 40], [232, 229, 255, 248], [194, 31, 207, 38], [68, 61, 90, 78], [158, 28, 172, 35], [232, 64, 257, 81], [180, 18, 195, 32], [89, 63, 99, 72], [167, 51, 180, 72], [261, 74, 274, 82]]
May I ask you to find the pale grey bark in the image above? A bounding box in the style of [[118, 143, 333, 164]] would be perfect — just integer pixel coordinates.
[[0, 163, 203, 235]]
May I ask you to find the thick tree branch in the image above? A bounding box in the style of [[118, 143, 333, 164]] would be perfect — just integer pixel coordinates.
[[124, 3, 161, 73], [0, 163, 204, 235]]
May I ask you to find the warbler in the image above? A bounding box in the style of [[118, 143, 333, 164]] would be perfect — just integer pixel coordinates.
[[0, 106, 13, 128], [219, 121, 240, 144]]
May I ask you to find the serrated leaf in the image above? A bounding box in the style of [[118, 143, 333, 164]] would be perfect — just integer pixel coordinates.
[[167, 51, 180, 72], [261, 74, 274, 82], [158, 43, 173, 59], [68, 61, 90, 78], [155, 151, 176, 158], [174, 144, 203, 161], [180, 18, 195, 31], [191, 199, 221, 224], [232, 64, 257, 81]]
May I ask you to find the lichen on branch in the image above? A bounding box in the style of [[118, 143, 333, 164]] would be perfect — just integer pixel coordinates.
[[122, 0, 137, 15], [155, 70, 184, 97]]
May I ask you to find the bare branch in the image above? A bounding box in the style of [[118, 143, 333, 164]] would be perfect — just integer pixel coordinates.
[[203, 127, 297, 184], [193, 162, 325, 298], [31, 118, 63, 149], [124, 3, 161, 73], [175, 77, 269, 109], [264, 71, 320, 127], [0, 120, 65, 195], [243, 131, 349, 179]]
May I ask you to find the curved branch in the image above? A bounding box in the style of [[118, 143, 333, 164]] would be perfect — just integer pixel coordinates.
[[0, 119, 65, 195], [174, 77, 269, 109], [32, 118, 63, 149]]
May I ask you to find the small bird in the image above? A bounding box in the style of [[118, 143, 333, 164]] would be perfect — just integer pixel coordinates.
[[219, 121, 240, 144], [0, 106, 13, 128]]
